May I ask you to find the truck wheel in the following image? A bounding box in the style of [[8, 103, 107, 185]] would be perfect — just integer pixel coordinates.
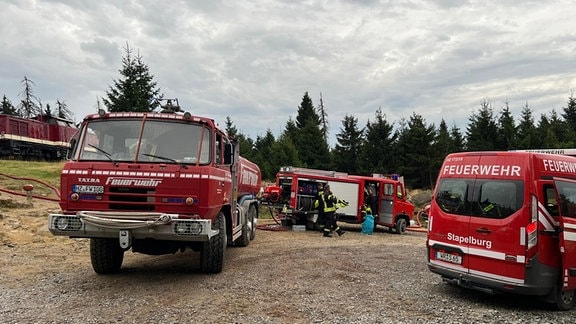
[[248, 204, 257, 241], [90, 238, 124, 274], [201, 212, 226, 273], [556, 286, 576, 311], [236, 209, 251, 247], [395, 218, 407, 234]]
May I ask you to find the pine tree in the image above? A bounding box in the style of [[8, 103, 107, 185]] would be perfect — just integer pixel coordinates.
[[516, 103, 540, 149], [270, 134, 300, 173], [450, 124, 466, 152], [18, 76, 41, 118], [562, 93, 576, 134], [225, 116, 238, 138], [395, 113, 436, 188], [431, 119, 452, 181], [252, 130, 276, 180], [359, 107, 396, 175], [317, 92, 329, 142], [103, 44, 163, 112], [56, 99, 74, 120], [223, 116, 255, 159], [294, 92, 330, 168], [1, 95, 17, 115], [333, 114, 364, 174], [282, 117, 299, 148], [295, 92, 320, 128], [466, 99, 498, 151], [538, 110, 573, 148], [495, 102, 517, 150]]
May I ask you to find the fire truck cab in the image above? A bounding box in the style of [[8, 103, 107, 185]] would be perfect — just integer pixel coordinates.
[[427, 151, 576, 310], [48, 103, 261, 274], [263, 166, 415, 234]]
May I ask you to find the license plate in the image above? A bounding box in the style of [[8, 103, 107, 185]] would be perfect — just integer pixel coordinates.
[[73, 185, 104, 194], [436, 251, 462, 265]]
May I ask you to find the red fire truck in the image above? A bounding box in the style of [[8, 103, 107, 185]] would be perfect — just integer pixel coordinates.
[[262, 166, 415, 233], [427, 151, 576, 310], [48, 101, 261, 274]]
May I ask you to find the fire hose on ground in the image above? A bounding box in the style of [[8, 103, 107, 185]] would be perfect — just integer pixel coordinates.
[[0, 172, 61, 202], [256, 206, 289, 231]]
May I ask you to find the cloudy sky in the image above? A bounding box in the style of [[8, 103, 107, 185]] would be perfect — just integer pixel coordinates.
[[1, 0, 575, 146]]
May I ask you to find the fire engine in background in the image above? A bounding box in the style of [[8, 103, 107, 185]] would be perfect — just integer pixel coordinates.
[[261, 166, 415, 234], [427, 151, 576, 310], [48, 100, 261, 274]]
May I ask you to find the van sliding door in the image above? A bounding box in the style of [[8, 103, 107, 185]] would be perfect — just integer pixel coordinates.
[[553, 178, 576, 291]]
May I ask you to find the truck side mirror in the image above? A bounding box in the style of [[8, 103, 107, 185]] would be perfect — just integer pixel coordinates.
[[224, 143, 234, 165], [67, 138, 77, 160]]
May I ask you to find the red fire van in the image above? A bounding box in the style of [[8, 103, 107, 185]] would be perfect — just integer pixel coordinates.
[[427, 151, 576, 310]]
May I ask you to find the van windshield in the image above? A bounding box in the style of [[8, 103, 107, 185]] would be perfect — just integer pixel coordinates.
[[435, 179, 524, 219]]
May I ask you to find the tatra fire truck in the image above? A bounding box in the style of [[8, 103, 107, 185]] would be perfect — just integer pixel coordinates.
[[428, 151, 576, 310], [48, 101, 261, 274], [262, 166, 415, 233]]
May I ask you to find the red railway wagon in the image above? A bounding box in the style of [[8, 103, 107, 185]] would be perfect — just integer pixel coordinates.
[[0, 114, 77, 160]]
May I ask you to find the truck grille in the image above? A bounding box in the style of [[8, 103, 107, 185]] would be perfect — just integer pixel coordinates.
[[109, 187, 155, 211]]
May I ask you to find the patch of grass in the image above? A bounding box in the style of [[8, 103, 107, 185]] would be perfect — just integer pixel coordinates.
[[259, 205, 273, 219], [0, 160, 64, 197]]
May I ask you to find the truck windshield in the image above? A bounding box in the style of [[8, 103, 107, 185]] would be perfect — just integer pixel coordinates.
[[435, 178, 524, 219], [77, 119, 212, 164]]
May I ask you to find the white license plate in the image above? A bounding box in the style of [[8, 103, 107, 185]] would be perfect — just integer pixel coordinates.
[[73, 185, 104, 194], [436, 251, 462, 265]]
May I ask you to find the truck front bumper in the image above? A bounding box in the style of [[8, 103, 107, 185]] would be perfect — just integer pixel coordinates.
[[48, 211, 216, 243]]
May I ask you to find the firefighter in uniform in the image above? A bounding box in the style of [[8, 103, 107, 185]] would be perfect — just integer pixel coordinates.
[[320, 185, 347, 237], [315, 183, 326, 232]]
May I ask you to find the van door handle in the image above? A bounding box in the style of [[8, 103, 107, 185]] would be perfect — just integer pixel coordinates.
[[476, 227, 491, 234]]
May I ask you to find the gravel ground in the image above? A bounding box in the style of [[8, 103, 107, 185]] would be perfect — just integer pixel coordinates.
[[1, 195, 576, 323]]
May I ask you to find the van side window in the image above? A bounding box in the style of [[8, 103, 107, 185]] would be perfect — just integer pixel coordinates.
[[544, 185, 559, 217], [384, 183, 394, 196], [554, 180, 576, 218]]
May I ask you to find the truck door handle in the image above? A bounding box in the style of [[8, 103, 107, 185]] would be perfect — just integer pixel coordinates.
[[476, 227, 491, 234]]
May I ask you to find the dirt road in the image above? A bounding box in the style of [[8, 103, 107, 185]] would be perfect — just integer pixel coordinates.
[[1, 195, 574, 323]]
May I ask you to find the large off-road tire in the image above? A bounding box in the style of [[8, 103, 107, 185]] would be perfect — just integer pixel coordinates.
[[248, 204, 257, 241], [395, 218, 407, 234], [555, 285, 576, 311], [201, 212, 226, 273], [90, 238, 124, 274]]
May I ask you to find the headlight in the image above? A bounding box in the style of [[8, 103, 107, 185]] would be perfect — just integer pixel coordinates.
[[53, 216, 82, 231], [173, 221, 203, 235], [57, 217, 70, 230], [188, 222, 202, 235]]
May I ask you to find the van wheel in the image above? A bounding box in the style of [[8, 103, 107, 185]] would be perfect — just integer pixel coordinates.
[[395, 218, 407, 234], [556, 286, 576, 311]]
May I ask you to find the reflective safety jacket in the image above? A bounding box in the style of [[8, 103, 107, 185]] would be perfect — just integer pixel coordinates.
[[321, 193, 338, 213], [314, 190, 325, 210]]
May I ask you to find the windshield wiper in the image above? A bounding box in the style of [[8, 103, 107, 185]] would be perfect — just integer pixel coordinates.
[[88, 144, 118, 165], [143, 153, 188, 169]]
